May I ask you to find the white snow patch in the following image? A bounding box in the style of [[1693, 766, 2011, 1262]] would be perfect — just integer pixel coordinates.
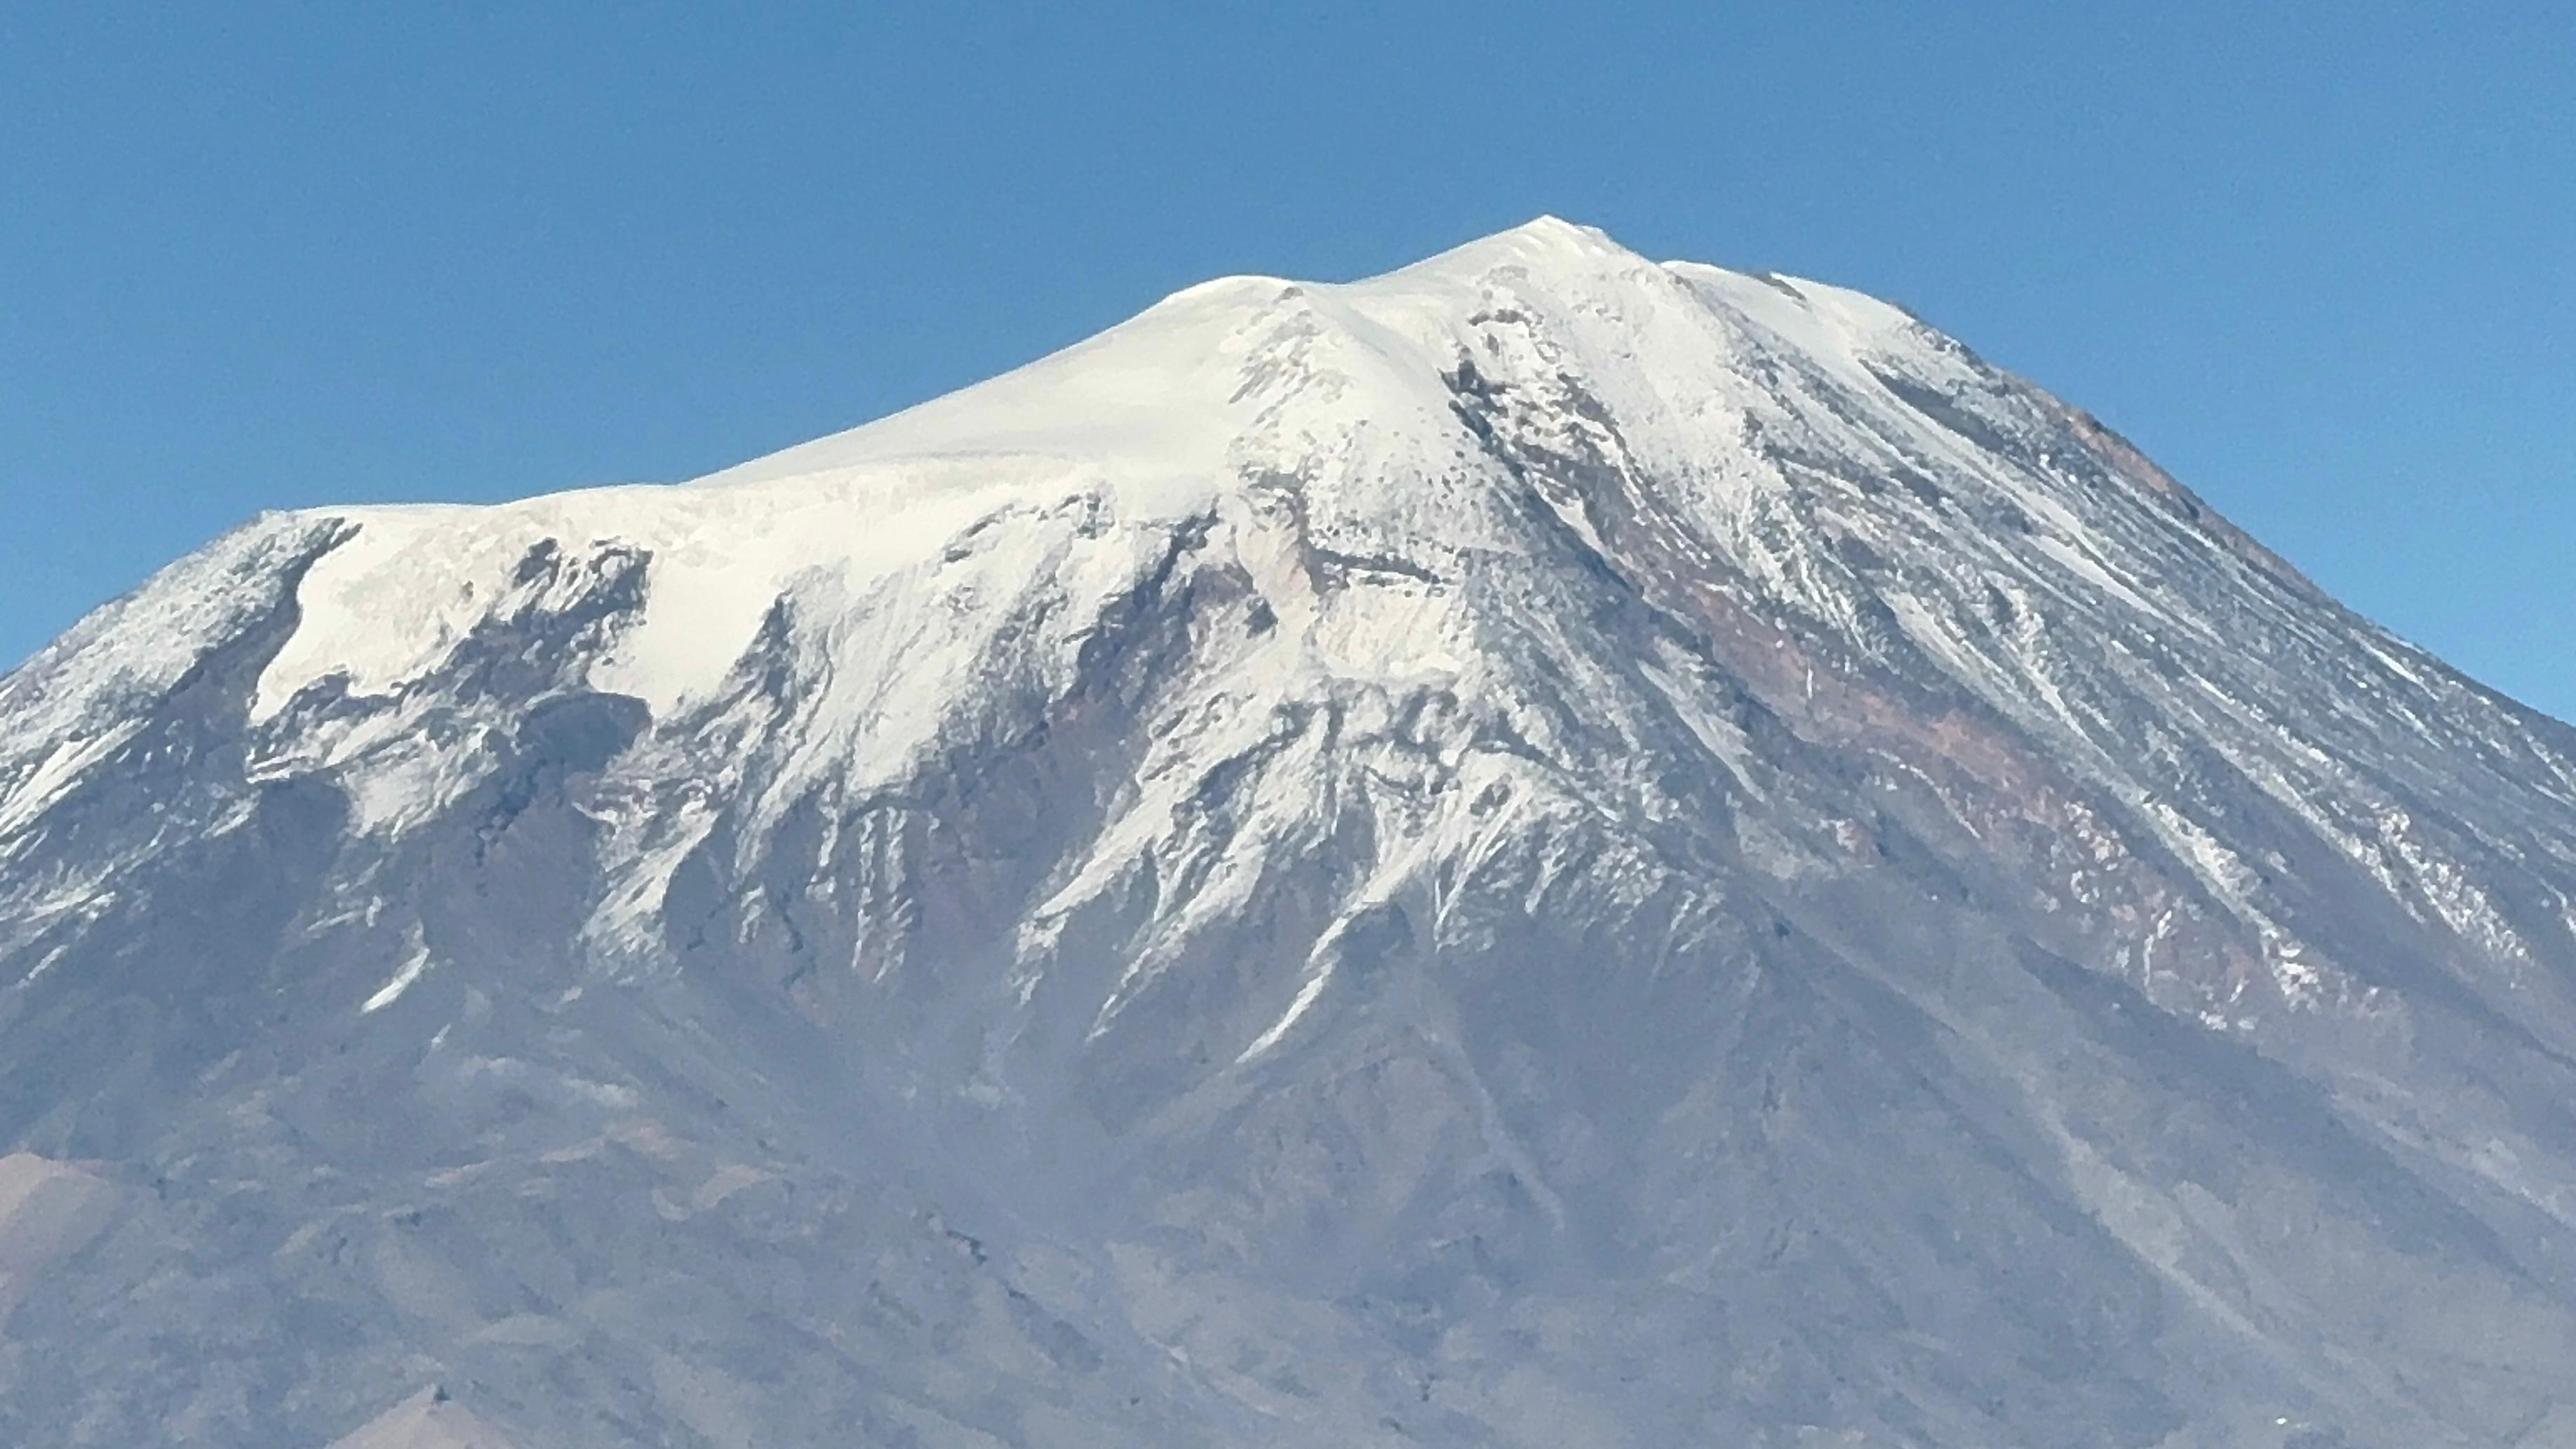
[[2027, 533, 2173, 624], [0, 722, 140, 841], [1237, 961, 1337, 1062], [361, 943, 433, 1014]]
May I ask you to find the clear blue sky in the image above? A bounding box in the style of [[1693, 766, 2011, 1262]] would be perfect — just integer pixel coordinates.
[[6, 4, 2570, 718]]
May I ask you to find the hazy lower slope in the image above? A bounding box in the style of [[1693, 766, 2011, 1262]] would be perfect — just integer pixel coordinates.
[[7, 219, 2576, 1448]]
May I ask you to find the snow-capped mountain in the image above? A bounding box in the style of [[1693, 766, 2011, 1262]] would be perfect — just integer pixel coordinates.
[[7, 218, 2576, 1448]]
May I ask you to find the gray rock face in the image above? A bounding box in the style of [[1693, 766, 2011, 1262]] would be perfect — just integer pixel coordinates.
[[6, 218, 2576, 1448]]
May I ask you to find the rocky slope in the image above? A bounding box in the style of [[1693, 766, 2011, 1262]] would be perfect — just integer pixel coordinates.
[[6, 219, 2576, 1447]]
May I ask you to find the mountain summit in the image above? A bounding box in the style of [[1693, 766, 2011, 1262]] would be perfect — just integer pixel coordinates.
[[7, 220, 2576, 1448]]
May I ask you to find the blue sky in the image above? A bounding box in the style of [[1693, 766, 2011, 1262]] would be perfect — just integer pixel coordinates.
[[5, 4, 2570, 718]]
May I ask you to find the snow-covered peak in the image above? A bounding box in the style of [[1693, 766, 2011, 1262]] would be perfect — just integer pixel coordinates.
[[229, 224, 1727, 732], [695, 216, 1653, 494], [13, 217, 2572, 920], [1389, 213, 1638, 276], [14, 220, 2576, 1449]]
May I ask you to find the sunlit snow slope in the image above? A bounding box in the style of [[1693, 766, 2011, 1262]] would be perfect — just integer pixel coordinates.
[[8, 219, 2576, 1449]]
